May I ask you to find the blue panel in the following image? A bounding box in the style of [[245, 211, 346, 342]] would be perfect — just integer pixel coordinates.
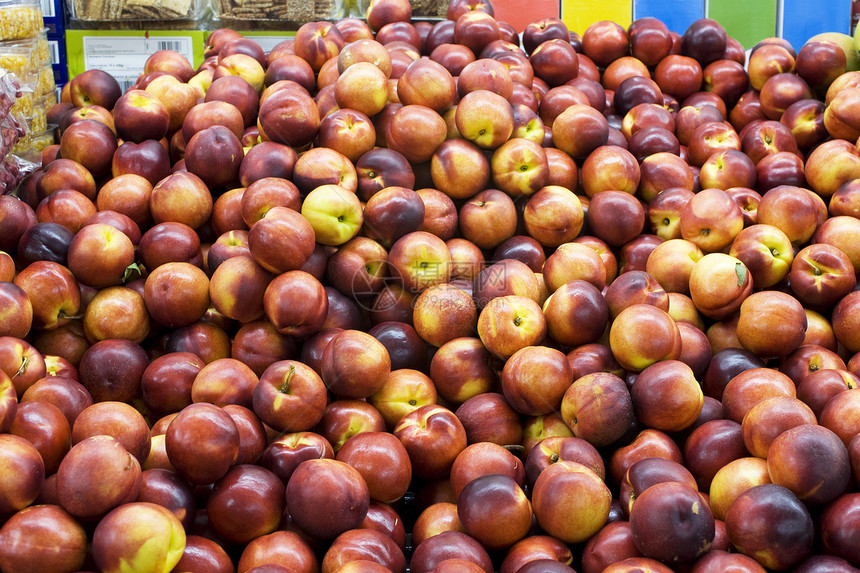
[[781, 0, 852, 52], [633, 0, 705, 35], [49, 34, 68, 87], [41, 0, 65, 35]]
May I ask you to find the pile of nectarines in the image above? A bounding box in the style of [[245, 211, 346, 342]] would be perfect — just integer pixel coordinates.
[[0, 0, 859, 571]]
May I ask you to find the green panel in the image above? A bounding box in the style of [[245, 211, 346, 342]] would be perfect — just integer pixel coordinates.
[[66, 29, 206, 81], [707, 0, 777, 48]]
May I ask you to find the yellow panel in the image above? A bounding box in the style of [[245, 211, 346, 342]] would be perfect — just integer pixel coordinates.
[[561, 0, 633, 35]]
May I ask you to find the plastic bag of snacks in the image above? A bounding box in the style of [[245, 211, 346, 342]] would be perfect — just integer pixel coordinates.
[[0, 151, 35, 192], [0, 30, 50, 69], [352, 0, 445, 17], [215, 0, 345, 25], [0, 45, 38, 83], [28, 128, 53, 151], [68, 0, 206, 22], [9, 86, 31, 116], [34, 64, 52, 96], [14, 93, 46, 134], [0, 69, 21, 118], [0, 30, 52, 108], [0, 110, 24, 158], [0, 0, 43, 41]]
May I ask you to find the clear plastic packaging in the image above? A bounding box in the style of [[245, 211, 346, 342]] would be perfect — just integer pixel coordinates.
[[9, 117, 52, 162], [27, 128, 53, 150], [0, 155, 23, 190], [0, 0, 43, 41], [9, 131, 28, 155], [23, 96, 47, 132], [0, 31, 51, 97], [0, 157, 21, 191], [214, 0, 345, 26], [35, 64, 53, 96], [0, 45, 37, 78], [0, 69, 21, 117], [349, 0, 368, 17], [411, 0, 446, 18], [1, 111, 24, 157], [33, 29, 50, 65], [10, 89, 32, 116], [310, 0, 449, 19], [0, 152, 37, 192], [354, 0, 446, 18], [66, 0, 209, 24]]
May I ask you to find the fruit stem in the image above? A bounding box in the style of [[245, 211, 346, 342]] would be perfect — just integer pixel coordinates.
[[13, 355, 29, 379], [280, 364, 296, 394]]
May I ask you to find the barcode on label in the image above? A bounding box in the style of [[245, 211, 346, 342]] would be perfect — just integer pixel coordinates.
[[156, 41, 184, 52], [118, 78, 136, 92]]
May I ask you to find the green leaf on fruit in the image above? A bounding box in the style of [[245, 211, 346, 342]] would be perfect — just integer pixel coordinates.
[[736, 262, 747, 287], [122, 262, 143, 283]]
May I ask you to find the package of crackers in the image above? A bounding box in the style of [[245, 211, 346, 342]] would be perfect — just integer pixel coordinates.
[[351, 0, 445, 18], [214, 0, 345, 24], [67, 0, 206, 22], [410, 0, 446, 17]]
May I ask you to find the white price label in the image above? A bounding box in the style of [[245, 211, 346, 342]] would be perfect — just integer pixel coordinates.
[[81, 36, 195, 88]]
